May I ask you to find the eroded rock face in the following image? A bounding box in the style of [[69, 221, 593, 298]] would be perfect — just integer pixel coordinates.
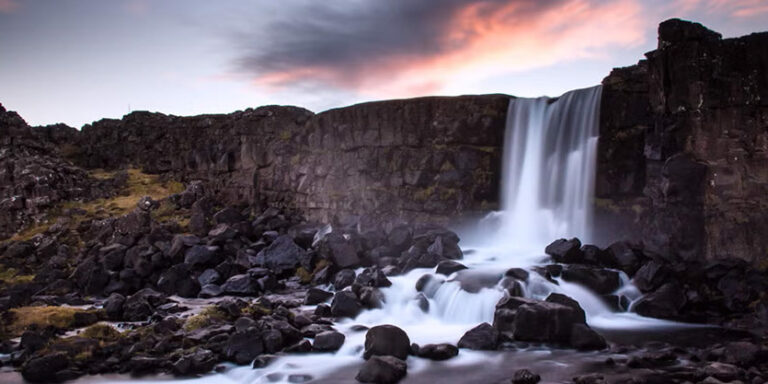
[[596, 19, 768, 267]]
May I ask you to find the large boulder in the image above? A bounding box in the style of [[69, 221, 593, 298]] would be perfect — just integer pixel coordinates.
[[21, 352, 71, 383], [184, 245, 218, 267], [313, 331, 346, 352], [221, 274, 259, 296], [157, 263, 200, 298], [363, 325, 411, 360], [513, 301, 582, 343], [415, 343, 459, 361], [355, 355, 407, 384], [225, 329, 264, 365], [318, 232, 361, 269], [457, 322, 498, 350], [172, 348, 217, 376], [545, 238, 583, 263], [331, 291, 363, 318], [560, 265, 620, 295], [601, 241, 641, 276], [252, 235, 306, 275], [632, 282, 687, 319]]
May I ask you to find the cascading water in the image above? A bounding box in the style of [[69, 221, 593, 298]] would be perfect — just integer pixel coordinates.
[[104, 86, 681, 384]]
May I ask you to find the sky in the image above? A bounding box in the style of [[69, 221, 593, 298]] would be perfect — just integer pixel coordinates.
[[0, 0, 766, 128]]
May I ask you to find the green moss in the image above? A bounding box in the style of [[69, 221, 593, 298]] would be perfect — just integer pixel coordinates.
[[296, 267, 312, 284], [8, 306, 99, 337], [183, 306, 228, 331], [80, 324, 121, 342], [0, 267, 35, 285]]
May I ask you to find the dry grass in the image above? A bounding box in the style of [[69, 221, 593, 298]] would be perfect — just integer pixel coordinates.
[[79, 323, 121, 342], [8, 168, 186, 241], [8, 306, 94, 336], [0, 267, 35, 285], [183, 306, 228, 331]]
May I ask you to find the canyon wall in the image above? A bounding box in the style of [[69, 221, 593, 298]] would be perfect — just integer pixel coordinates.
[[597, 19, 768, 265]]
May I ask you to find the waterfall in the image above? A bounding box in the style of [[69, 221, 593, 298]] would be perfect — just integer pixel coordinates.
[[498, 86, 601, 247]]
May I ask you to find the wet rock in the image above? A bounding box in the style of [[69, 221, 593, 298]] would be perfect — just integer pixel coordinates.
[[213, 207, 245, 225], [560, 265, 620, 295], [435, 260, 467, 276], [184, 245, 218, 267], [304, 288, 334, 305], [545, 238, 582, 263], [252, 235, 306, 275], [20, 330, 50, 353], [221, 274, 259, 296], [129, 356, 163, 374], [545, 293, 586, 323], [318, 232, 361, 269], [334, 269, 356, 290], [457, 322, 498, 350], [331, 291, 363, 318], [225, 329, 264, 365], [633, 282, 687, 319], [702, 362, 742, 382], [387, 225, 412, 252], [172, 348, 217, 376], [505, 268, 529, 281], [199, 284, 223, 298], [313, 331, 346, 351], [355, 355, 407, 384], [355, 267, 392, 288], [572, 373, 606, 384], [426, 235, 462, 260], [157, 263, 200, 298], [512, 369, 541, 384], [569, 324, 606, 350], [633, 260, 670, 293], [123, 288, 167, 321], [513, 301, 582, 343], [601, 241, 641, 276], [104, 292, 126, 320], [198, 269, 222, 286], [21, 352, 70, 383], [284, 339, 312, 353], [415, 343, 458, 361], [364, 325, 411, 360]]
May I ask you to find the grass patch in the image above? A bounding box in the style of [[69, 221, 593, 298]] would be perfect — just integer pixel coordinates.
[[8, 306, 96, 336], [0, 267, 35, 285], [79, 323, 121, 342], [183, 306, 228, 331]]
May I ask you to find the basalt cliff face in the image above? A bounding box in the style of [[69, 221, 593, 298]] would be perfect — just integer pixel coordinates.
[[597, 19, 768, 265], [2, 20, 767, 267]]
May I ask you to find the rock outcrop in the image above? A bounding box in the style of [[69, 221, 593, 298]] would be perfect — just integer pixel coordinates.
[[597, 19, 768, 266]]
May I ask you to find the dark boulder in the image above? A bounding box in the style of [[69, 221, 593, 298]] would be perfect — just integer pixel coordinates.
[[304, 288, 334, 305], [334, 269, 356, 290], [415, 343, 458, 361], [545, 238, 583, 263], [355, 355, 407, 384], [435, 260, 467, 276], [318, 232, 361, 269], [123, 288, 167, 322], [560, 265, 620, 295], [199, 284, 223, 298], [184, 245, 218, 267], [426, 235, 462, 260], [157, 263, 200, 298], [313, 331, 346, 352], [213, 207, 245, 225], [569, 324, 607, 350], [633, 260, 670, 292], [221, 274, 259, 296], [387, 225, 412, 252], [363, 325, 411, 360], [355, 267, 392, 288], [457, 322, 498, 350], [284, 339, 313, 353], [633, 282, 687, 319], [253, 235, 306, 275], [225, 329, 264, 365], [172, 348, 217, 376], [104, 292, 126, 320], [21, 352, 70, 383], [512, 369, 541, 384], [331, 291, 363, 318], [513, 301, 582, 343], [601, 241, 641, 276], [198, 269, 221, 286], [545, 293, 586, 323]]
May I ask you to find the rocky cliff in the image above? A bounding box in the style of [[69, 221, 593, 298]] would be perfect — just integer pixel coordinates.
[[597, 19, 768, 265]]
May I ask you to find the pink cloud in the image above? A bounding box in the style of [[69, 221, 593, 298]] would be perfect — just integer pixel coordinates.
[[253, 0, 646, 99], [675, 0, 768, 17], [0, 0, 19, 14]]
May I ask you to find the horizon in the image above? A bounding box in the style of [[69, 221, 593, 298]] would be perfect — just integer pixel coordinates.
[[1, 0, 767, 128]]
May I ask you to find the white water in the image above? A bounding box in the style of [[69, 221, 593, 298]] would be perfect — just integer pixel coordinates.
[[93, 87, 692, 384]]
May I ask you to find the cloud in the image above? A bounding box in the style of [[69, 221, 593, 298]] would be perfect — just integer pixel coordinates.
[[675, 0, 768, 17], [233, 0, 646, 99], [0, 0, 19, 14]]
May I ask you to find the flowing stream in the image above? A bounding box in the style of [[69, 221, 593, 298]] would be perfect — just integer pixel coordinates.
[[94, 86, 691, 384]]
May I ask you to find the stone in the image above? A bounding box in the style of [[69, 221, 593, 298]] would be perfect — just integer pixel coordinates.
[[213, 207, 245, 225], [221, 274, 259, 296], [318, 233, 361, 269], [21, 352, 70, 383], [331, 291, 363, 318], [363, 325, 411, 360], [104, 292, 126, 320], [355, 356, 407, 384], [184, 245, 218, 267], [198, 268, 221, 286], [633, 260, 670, 292], [334, 269, 356, 290], [172, 348, 217, 376], [560, 266, 620, 295], [225, 329, 264, 365], [313, 331, 346, 352], [415, 343, 458, 361], [157, 263, 200, 298], [632, 282, 687, 319], [513, 301, 582, 343], [545, 238, 583, 263], [304, 288, 334, 305], [569, 324, 606, 350], [435, 260, 467, 276], [253, 235, 306, 275], [457, 322, 498, 350], [512, 369, 541, 384]]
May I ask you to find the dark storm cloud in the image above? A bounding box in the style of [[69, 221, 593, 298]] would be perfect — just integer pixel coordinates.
[[234, 0, 560, 86]]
